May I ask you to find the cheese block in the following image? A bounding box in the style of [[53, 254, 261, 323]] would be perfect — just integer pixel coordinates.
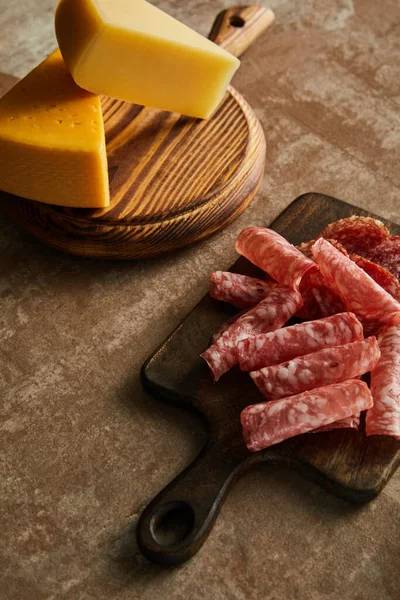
[[0, 50, 109, 208], [55, 0, 240, 119]]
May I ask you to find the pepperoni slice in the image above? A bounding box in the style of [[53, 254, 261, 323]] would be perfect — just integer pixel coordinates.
[[350, 255, 400, 301], [250, 337, 380, 400], [235, 227, 315, 288], [320, 217, 400, 282], [367, 237, 400, 282], [209, 272, 275, 309], [366, 325, 400, 439], [201, 285, 303, 381], [237, 312, 364, 372], [241, 380, 373, 452], [312, 238, 400, 333], [320, 216, 390, 255]]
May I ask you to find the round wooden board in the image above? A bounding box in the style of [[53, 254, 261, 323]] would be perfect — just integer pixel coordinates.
[[4, 5, 276, 260], [6, 85, 265, 259]]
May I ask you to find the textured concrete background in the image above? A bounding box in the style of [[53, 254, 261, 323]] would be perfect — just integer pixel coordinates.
[[0, 1, 400, 598]]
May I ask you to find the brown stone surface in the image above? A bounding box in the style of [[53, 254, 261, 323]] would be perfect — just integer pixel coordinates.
[[0, 0, 399, 598]]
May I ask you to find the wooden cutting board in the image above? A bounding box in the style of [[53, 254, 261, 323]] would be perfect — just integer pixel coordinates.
[[5, 6, 273, 259], [136, 193, 400, 566]]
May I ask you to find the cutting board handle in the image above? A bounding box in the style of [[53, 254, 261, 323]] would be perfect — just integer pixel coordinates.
[[136, 443, 240, 565], [136, 438, 283, 566], [208, 5, 275, 57]]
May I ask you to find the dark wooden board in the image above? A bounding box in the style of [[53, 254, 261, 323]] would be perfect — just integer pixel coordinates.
[[5, 7, 274, 260], [136, 192, 400, 566]]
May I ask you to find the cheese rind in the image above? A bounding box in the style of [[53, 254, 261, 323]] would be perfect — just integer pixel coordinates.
[[55, 0, 240, 119], [0, 50, 109, 208]]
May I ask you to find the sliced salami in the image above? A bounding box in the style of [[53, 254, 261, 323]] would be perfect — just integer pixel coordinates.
[[209, 271, 275, 309], [367, 237, 400, 282], [238, 312, 364, 372], [312, 238, 400, 333], [241, 380, 373, 452], [298, 238, 349, 260], [250, 337, 380, 400], [235, 227, 315, 288], [366, 325, 400, 439], [320, 216, 390, 255], [298, 268, 346, 320], [312, 414, 360, 433], [296, 239, 348, 319], [201, 285, 303, 381], [210, 309, 249, 345], [350, 255, 400, 301]]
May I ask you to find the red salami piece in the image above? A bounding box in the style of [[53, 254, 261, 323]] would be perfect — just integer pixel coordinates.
[[298, 238, 349, 260], [312, 238, 400, 332], [210, 309, 248, 345], [312, 414, 360, 433], [238, 312, 363, 372], [250, 337, 380, 400], [296, 239, 348, 319], [209, 272, 275, 309], [235, 227, 315, 288], [367, 237, 400, 281], [350, 255, 400, 301], [201, 285, 303, 381], [366, 325, 400, 439], [297, 268, 346, 320], [320, 216, 390, 255], [241, 380, 373, 452]]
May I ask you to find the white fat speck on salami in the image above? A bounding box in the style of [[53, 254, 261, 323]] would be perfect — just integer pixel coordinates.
[[235, 227, 315, 288], [367, 325, 400, 439], [237, 312, 363, 372], [312, 238, 400, 333], [201, 285, 303, 381], [250, 337, 380, 400], [241, 380, 373, 452], [209, 271, 275, 309]]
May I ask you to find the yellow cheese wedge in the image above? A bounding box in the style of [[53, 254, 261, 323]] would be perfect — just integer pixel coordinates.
[[0, 50, 109, 208], [55, 0, 240, 119]]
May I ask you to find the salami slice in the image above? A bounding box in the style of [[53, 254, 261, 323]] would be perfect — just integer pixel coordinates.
[[235, 227, 315, 288], [297, 268, 346, 320], [366, 325, 400, 439], [350, 255, 400, 301], [250, 337, 379, 400], [367, 238, 400, 281], [201, 285, 303, 381], [238, 312, 364, 372], [209, 272, 275, 309], [320, 216, 390, 255], [312, 414, 360, 433], [298, 238, 349, 260], [296, 239, 348, 319], [312, 238, 400, 332], [210, 309, 248, 345], [241, 380, 373, 452]]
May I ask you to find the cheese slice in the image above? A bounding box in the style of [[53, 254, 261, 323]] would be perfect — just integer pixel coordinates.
[[55, 0, 240, 119], [0, 50, 109, 208]]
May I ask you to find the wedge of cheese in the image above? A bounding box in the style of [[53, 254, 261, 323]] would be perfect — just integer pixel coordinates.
[[55, 0, 240, 119], [0, 50, 109, 208]]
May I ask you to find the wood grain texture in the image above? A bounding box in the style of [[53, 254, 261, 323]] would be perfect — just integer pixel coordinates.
[[4, 6, 272, 259], [137, 193, 400, 566]]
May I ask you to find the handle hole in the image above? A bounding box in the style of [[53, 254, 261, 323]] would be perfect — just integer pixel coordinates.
[[150, 502, 195, 547], [229, 15, 245, 28]]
